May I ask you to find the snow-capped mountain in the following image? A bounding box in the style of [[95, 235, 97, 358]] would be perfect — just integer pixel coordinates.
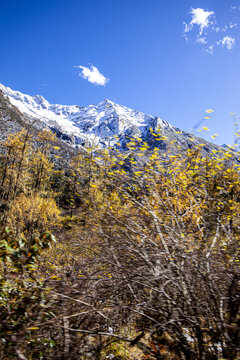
[[0, 83, 218, 153]]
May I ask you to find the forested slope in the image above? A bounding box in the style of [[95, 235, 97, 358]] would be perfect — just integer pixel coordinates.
[[0, 128, 239, 359]]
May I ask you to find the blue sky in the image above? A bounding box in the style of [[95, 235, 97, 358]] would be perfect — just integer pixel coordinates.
[[0, 0, 240, 145]]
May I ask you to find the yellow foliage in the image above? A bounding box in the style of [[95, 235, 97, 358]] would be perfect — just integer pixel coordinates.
[[7, 193, 61, 236]]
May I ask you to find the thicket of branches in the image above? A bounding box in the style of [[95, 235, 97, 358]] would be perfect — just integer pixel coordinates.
[[0, 129, 239, 359]]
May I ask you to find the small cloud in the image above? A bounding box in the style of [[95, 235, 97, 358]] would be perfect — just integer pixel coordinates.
[[183, 7, 238, 53], [220, 23, 237, 32], [205, 45, 214, 54], [214, 26, 221, 33], [231, 5, 240, 12], [229, 22, 237, 29], [222, 25, 228, 32], [184, 8, 215, 36], [217, 36, 235, 50], [197, 36, 208, 44], [75, 65, 109, 86]]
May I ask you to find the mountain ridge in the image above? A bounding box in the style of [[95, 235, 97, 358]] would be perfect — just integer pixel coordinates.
[[0, 83, 220, 154]]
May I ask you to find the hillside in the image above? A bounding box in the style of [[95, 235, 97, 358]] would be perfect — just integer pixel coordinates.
[[0, 84, 239, 360]]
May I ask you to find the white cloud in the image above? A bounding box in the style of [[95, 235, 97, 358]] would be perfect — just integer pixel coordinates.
[[220, 23, 237, 32], [76, 65, 109, 86], [217, 36, 236, 50], [197, 36, 207, 44], [214, 26, 220, 33], [231, 5, 240, 12], [184, 8, 215, 36], [229, 22, 237, 29], [222, 25, 228, 32], [205, 45, 214, 54], [183, 7, 238, 54]]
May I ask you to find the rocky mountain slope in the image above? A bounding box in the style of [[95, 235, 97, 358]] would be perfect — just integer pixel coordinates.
[[0, 83, 220, 154]]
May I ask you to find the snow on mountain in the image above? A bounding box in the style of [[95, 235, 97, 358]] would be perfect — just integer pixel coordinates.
[[0, 82, 222, 159], [0, 83, 177, 148]]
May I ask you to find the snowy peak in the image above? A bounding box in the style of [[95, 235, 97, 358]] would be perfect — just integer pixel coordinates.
[[0, 83, 216, 154], [0, 83, 172, 148], [0, 83, 81, 125]]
